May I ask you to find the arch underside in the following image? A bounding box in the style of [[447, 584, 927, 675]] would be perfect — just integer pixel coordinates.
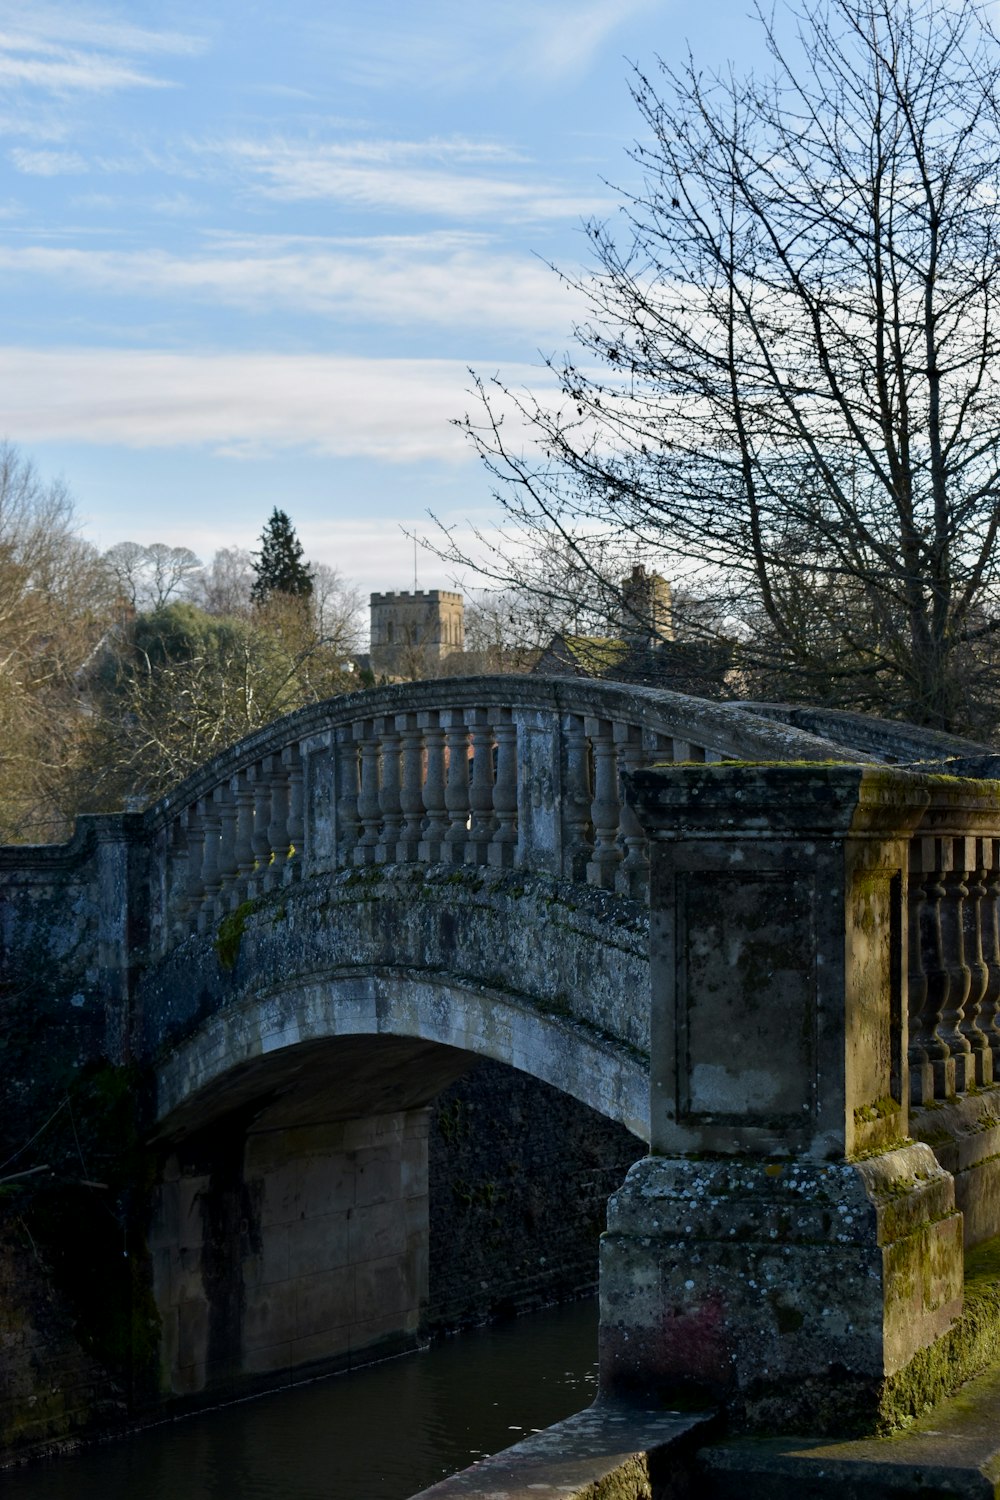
[[152, 969, 649, 1143]]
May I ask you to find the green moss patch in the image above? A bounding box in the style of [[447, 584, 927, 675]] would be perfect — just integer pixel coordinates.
[[214, 899, 257, 970], [877, 1233, 1000, 1433]]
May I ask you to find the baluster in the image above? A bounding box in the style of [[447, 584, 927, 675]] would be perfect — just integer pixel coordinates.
[[167, 813, 190, 944], [908, 837, 957, 1102], [232, 769, 256, 908], [979, 840, 1000, 1067], [585, 717, 622, 889], [961, 838, 993, 1086], [418, 711, 448, 863], [215, 781, 239, 915], [465, 708, 495, 865], [284, 743, 304, 883], [397, 713, 425, 863], [263, 753, 290, 891], [335, 726, 361, 868], [907, 852, 934, 1107], [488, 709, 518, 869], [198, 794, 222, 932], [561, 713, 592, 881], [938, 840, 975, 1093], [184, 801, 207, 933], [354, 721, 382, 865], [376, 717, 403, 862], [615, 722, 649, 899], [248, 761, 272, 899], [442, 710, 471, 864]]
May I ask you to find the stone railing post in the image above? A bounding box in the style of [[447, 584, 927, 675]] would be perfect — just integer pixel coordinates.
[[441, 709, 471, 864], [300, 733, 335, 876], [585, 717, 623, 890], [375, 717, 403, 863], [513, 708, 563, 877], [418, 710, 448, 863], [488, 709, 518, 869], [614, 722, 648, 900], [91, 815, 146, 1064], [165, 814, 190, 945], [263, 753, 290, 891], [184, 802, 207, 927], [248, 762, 272, 899], [353, 721, 382, 866], [561, 713, 592, 882], [214, 781, 239, 914], [600, 763, 963, 1432], [283, 743, 305, 883], [334, 727, 361, 869], [397, 713, 426, 863], [231, 769, 256, 907], [980, 843, 1000, 1068], [465, 707, 496, 865]]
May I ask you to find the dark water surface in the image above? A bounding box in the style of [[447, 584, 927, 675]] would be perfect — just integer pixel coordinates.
[[5, 1299, 599, 1500]]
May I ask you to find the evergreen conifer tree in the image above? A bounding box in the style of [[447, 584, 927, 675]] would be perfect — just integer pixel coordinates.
[[250, 509, 313, 604]]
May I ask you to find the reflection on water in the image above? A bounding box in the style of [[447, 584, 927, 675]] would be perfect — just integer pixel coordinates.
[[4, 1299, 599, 1500]]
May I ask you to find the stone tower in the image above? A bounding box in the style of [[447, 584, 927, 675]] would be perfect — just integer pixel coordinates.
[[620, 565, 673, 646], [369, 590, 465, 678]]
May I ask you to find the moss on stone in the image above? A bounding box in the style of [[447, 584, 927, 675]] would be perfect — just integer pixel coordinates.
[[214, 899, 257, 970], [875, 1233, 1000, 1433]]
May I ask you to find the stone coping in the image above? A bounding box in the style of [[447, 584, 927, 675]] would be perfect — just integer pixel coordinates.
[[406, 1401, 716, 1499], [699, 1355, 1000, 1498]]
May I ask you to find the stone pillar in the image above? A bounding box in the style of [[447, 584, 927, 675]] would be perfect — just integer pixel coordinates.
[[599, 764, 964, 1433], [90, 813, 147, 1065]]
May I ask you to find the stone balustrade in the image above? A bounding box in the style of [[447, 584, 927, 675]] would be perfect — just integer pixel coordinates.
[[906, 771, 1000, 1106], [142, 675, 865, 955]]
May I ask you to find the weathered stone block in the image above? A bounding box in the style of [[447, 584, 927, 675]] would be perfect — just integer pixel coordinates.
[[285, 1212, 351, 1279], [600, 1148, 962, 1430], [295, 1267, 356, 1336]]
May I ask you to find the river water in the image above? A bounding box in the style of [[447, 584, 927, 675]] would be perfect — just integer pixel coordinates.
[[4, 1299, 599, 1500]]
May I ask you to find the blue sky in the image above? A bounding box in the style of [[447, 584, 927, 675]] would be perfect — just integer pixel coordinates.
[[0, 0, 772, 593]]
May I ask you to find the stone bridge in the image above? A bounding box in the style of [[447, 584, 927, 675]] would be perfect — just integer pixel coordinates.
[[3, 674, 1000, 1445]]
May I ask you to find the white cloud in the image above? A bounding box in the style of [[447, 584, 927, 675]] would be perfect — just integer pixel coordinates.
[[0, 346, 560, 462], [0, 238, 585, 336], [0, 5, 203, 97], [223, 137, 610, 221], [84, 509, 499, 597], [10, 146, 87, 174], [313, 0, 662, 92]]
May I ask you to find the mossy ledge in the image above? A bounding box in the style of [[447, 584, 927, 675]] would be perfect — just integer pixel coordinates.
[[877, 1233, 1000, 1433]]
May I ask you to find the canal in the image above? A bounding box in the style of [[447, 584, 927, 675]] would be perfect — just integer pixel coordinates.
[[3, 1298, 599, 1500]]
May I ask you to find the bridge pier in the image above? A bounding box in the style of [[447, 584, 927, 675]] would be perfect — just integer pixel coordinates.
[[151, 1107, 430, 1396], [600, 764, 965, 1432]]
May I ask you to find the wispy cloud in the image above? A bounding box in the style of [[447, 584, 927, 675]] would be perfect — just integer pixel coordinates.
[[10, 146, 87, 174], [223, 136, 609, 220], [313, 0, 661, 92], [0, 346, 559, 461], [0, 236, 584, 335], [0, 3, 204, 96]]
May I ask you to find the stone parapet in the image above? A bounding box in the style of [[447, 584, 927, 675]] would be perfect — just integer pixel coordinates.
[[604, 763, 965, 1431]]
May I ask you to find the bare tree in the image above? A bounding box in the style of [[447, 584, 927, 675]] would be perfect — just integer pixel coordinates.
[[439, 0, 1000, 734], [187, 546, 255, 616], [104, 541, 201, 611], [0, 444, 115, 840]]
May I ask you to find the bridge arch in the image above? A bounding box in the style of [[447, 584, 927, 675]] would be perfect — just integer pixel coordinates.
[[152, 969, 649, 1142]]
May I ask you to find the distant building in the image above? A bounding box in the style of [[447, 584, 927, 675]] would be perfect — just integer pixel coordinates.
[[532, 567, 731, 698], [369, 590, 464, 679], [620, 565, 674, 646]]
